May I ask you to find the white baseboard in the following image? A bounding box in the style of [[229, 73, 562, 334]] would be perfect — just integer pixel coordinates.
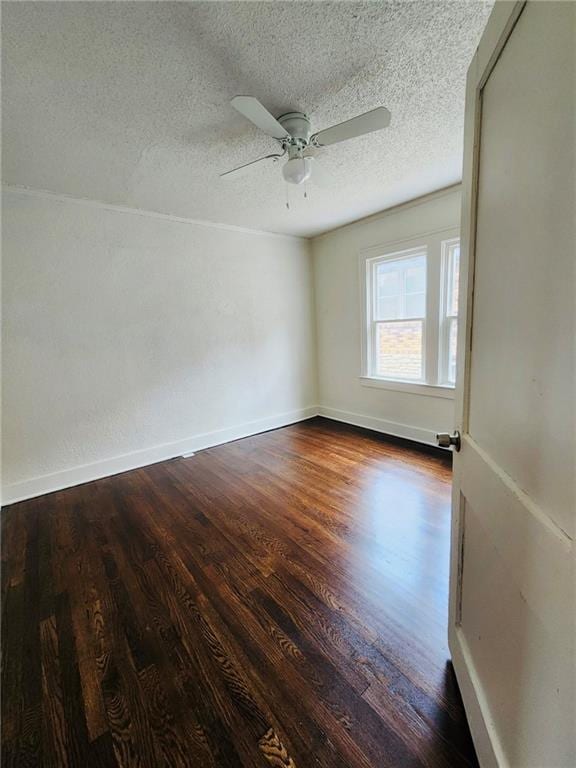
[[2, 405, 445, 506], [449, 626, 503, 768], [318, 406, 442, 448], [2, 406, 319, 506]]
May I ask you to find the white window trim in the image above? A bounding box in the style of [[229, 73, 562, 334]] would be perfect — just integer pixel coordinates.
[[359, 227, 459, 396], [358, 376, 455, 399]]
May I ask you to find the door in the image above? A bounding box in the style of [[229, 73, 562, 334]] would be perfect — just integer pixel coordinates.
[[449, 3, 575, 767]]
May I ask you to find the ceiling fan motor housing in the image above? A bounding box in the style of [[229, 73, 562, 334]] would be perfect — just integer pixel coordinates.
[[278, 112, 311, 147]]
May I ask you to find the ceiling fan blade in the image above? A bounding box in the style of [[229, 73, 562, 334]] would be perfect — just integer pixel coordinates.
[[220, 151, 284, 179], [231, 96, 290, 140], [311, 106, 391, 147]]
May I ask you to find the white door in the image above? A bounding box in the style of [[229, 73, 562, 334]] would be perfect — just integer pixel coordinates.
[[448, 3, 575, 767]]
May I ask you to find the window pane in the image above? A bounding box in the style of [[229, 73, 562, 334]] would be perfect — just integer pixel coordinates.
[[405, 292, 425, 317], [405, 265, 426, 293], [448, 245, 460, 316], [378, 271, 400, 296], [376, 265, 401, 319], [377, 295, 400, 320], [375, 254, 426, 320], [448, 318, 458, 383], [376, 320, 423, 380]]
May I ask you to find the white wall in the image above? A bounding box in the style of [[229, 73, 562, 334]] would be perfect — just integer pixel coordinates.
[[2, 185, 462, 503], [312, 187, 461, 444], [2, 188, 317, 503]]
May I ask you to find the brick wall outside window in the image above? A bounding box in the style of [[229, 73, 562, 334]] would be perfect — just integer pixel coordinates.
[[376, 321, 422, 380]]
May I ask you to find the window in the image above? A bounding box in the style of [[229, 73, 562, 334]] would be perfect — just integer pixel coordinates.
[[361, 230, 460, 394], [371, 249, 427, 381], [440, 239, 460, 385]]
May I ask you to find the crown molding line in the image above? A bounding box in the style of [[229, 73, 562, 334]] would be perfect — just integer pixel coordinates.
[[4, 182, 462, 243], [312, 182, 463, 241], [2, 184, 306, 243]]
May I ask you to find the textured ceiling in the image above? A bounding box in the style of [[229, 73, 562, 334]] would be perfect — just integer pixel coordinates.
[[2, 1, 493, 237]]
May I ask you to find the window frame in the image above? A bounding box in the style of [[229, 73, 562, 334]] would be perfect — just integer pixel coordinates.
[[367, 245, 428, 384], [359, 227, 459, 398]]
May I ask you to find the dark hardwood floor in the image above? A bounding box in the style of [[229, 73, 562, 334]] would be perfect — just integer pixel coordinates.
[[1, 417, 477, 767]]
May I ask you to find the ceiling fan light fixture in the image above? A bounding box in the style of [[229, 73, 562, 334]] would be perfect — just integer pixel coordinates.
[[282, 156, 312, 185]]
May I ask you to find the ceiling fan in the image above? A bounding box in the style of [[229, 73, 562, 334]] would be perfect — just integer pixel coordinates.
[[220, 96, 391, 185]]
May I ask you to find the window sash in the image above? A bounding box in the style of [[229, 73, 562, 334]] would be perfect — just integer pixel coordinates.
[[371, 250, 427, 323], [372, 316, 425, 324], [370, 319, 426, 382]]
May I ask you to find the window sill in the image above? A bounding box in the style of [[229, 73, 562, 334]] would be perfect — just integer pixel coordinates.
[[359, 376, 455, 399]]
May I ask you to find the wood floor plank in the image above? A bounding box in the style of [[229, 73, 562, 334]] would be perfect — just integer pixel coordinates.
[[2, 582, 24, 750], [1, 417, 477, 767], [40, 617, 68, 768], [54, 593, 92, 767]]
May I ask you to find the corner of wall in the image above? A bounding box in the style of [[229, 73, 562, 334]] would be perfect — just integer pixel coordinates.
[[309, 186, 461, 445]]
